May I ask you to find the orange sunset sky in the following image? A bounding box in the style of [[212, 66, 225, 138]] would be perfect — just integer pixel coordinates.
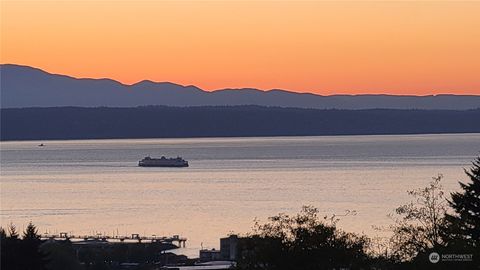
[[1, 0, 480, 95]]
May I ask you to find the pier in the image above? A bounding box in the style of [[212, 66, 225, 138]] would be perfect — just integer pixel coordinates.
[[41, 232, 187, 247]]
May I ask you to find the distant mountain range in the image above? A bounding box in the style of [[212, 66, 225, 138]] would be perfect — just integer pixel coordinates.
[[1, 64, 479, 109]]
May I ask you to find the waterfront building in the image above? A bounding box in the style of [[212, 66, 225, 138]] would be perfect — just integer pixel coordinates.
[[220, 235, 238, 261], [199, 249, 222, 262]]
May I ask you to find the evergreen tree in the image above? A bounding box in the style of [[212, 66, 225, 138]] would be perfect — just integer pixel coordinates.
[[0, 227, 6, 240], [1, 227, 7, 270], [21, 222, 48, 270], [23, 222, 41, 241], [3, 224, 21, 270], [446, 155, 480, 247], [8, 223, 19, 239]]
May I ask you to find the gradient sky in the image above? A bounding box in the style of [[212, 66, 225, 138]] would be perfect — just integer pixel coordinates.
[[1, 0, 480, 95]]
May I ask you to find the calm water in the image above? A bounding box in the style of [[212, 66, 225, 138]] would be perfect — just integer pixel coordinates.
[[1, 134, 479, 257]]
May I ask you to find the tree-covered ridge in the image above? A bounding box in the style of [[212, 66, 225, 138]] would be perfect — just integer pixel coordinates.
[[2, 106, 480, 141]]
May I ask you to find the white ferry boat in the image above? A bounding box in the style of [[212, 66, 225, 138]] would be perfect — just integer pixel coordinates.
[[138, 156, 189, 167]]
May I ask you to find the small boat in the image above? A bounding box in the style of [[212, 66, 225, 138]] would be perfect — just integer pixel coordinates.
[[38, 143, 45, 147], [138, 156, 189, 167]]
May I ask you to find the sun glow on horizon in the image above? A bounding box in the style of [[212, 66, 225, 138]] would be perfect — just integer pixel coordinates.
[[1, 1, 480, 95]]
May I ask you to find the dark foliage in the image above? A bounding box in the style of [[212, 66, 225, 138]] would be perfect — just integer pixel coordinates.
[[2, 224, 21, 270], [236, 206, 371, 270], [21, 222, 48, 270], [0, 227, 8, 270], [388, 175, 448, 262], [41, 239, 83, 270], [446, 155, 480, 248], [23, 222, 41, 241], [386, 163, 480, 269], [1, 222, 48, 270], [7, 223, 19, 239]]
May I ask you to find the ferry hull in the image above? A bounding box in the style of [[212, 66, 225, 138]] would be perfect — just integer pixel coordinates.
[[138, 163, 189, 167], [138, 156, 189, 167]]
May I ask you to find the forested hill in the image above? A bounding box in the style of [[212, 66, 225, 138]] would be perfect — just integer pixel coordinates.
[[1, 106, 479, 141]]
